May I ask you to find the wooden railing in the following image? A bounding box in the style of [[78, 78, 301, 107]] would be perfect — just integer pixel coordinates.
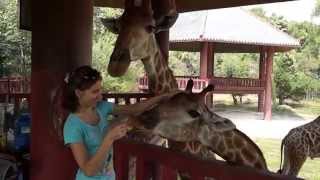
[[114, 139, 301, 180], [0, 76, 30, 94], [138, 75, 208, 92], [138, 76, 265, 93]]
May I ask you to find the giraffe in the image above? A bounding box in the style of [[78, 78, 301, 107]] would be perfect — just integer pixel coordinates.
[[127, 81, 268, 175], [101, 0, 225, 160], [278, 115, 320, 177], [101, 0, 178, 94], [102, 0, 267, 178]]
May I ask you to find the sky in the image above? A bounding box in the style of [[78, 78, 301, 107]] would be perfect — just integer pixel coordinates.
[[244, 0, 320, 24]]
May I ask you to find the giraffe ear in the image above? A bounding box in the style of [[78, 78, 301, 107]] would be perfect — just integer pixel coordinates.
[[101, 18, 120, 34], [185, 79, 193, 93], [155, 13, 178, 33]]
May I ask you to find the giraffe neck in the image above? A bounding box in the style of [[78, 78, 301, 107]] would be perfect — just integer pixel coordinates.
[[201, 129, 268, 170], [141, 39, 178, 94]]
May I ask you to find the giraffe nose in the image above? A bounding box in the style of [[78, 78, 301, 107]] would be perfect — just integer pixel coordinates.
[[108, 49, 131, 77]]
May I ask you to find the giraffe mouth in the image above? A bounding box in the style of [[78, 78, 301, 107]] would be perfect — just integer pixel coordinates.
[[108, 49, 131, 77]]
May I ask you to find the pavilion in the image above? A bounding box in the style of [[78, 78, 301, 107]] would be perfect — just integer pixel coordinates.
[[139, 7, 300, 120]]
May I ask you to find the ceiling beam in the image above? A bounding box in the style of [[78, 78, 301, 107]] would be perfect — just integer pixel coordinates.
[[94, 0, 295, 12]]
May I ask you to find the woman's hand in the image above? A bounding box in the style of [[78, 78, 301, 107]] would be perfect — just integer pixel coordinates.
[[105, 122, 129, 142]]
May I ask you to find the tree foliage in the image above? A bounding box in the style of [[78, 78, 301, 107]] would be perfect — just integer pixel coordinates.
[[313, 0, 320, 17], [0, 0, 31, 77], [251, 8, 320, 104]]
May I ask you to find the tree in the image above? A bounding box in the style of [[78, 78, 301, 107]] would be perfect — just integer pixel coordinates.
[[274, 53, 311, 104], [251, 8, 320, 103], [313, 0, 320, 17], [0, 0, 31, 77]]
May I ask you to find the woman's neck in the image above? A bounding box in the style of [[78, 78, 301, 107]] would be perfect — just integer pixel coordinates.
[[75, 105, 99, 124]]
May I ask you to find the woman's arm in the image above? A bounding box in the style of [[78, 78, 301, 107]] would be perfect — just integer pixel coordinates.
[[111, 91, 178, 116], [69, 123, 128, 176]]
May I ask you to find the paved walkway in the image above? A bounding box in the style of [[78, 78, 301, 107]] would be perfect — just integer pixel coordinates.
[[215, 109, 316, 139]]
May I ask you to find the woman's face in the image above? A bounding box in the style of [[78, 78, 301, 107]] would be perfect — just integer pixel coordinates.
[[77, 80, 103, 108]]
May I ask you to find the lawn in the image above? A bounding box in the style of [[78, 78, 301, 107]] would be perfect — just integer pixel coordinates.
[[255, 138, 320, 180], [213, 95, 320, 179]]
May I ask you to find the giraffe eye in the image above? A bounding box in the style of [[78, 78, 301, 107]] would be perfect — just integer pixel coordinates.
[[187, 110, 200, 118]]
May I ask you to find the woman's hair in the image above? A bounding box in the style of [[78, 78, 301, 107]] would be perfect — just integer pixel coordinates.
[[62, 65, 102, 112]]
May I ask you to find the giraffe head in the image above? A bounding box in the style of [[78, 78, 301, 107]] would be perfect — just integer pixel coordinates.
[[127, 80, 236, 142], [101, 0, 178, 77]]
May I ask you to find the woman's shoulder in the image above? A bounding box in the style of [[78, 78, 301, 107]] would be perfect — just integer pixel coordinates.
[[97, 101, 114, 114], [64, 113, 82, 128], [97, 100, 113, 108]]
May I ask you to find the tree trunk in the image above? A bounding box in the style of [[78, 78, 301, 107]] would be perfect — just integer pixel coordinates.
[[278, 97, 284, 105], [232, 94, 238, 105]]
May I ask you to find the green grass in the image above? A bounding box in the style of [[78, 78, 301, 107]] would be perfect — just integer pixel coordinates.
[[290, 99, 320, 117], [254, 138, 320, 180]]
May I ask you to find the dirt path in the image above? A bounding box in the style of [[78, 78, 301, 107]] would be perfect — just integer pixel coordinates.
[[215, 109, 317, 139]]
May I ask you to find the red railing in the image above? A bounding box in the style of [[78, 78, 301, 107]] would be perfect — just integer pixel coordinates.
[[0, 76, 30, 94], [138, 76, 265, 93], [114, 139, 301, 180], [0, 77, 31, 112]]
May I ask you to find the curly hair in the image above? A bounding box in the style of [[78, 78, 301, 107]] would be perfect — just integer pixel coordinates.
[[51, 66, 102, 140], [62, 65, 102, 112]]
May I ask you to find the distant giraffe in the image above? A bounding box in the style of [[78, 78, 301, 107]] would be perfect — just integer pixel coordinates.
[[278, 116, 320, 177]]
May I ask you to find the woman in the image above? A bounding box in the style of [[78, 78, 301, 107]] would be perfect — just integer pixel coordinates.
[[62, 65, 164, 180]]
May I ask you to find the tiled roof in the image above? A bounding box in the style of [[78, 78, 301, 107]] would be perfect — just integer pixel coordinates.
[[169, 7, 300, 53]]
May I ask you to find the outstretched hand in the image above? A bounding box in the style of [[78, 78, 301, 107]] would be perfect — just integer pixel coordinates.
[[134, 90, 181, 114], [105, 122, 129, 142]]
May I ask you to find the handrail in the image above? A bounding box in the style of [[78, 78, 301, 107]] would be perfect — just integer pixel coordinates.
[[0, 77, 30, 94], [138, 76, 265, 93], [114, 139, 302, 180]]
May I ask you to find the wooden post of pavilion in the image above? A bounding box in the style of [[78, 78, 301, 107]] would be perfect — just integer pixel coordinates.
[[258, 47, 266, 112], [200, 42, 214, 107], [263, 48, 274, 120], [31, 0, 93, 179]]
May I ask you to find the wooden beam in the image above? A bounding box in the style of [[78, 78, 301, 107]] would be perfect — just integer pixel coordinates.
[[94, 0, 295, 12], [263, 48, 274, 121]]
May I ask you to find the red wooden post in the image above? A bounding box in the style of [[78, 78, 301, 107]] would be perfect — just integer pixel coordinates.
[[114, 141, 129, 180], [258, 48, 267, 112], [136, 157, 147, 180], [31, 0, 93, 179], [200, 42, 213, 78], [263, 48, 274, 120], [200, 42, 214, 107], [159, 165, 177, 180]]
